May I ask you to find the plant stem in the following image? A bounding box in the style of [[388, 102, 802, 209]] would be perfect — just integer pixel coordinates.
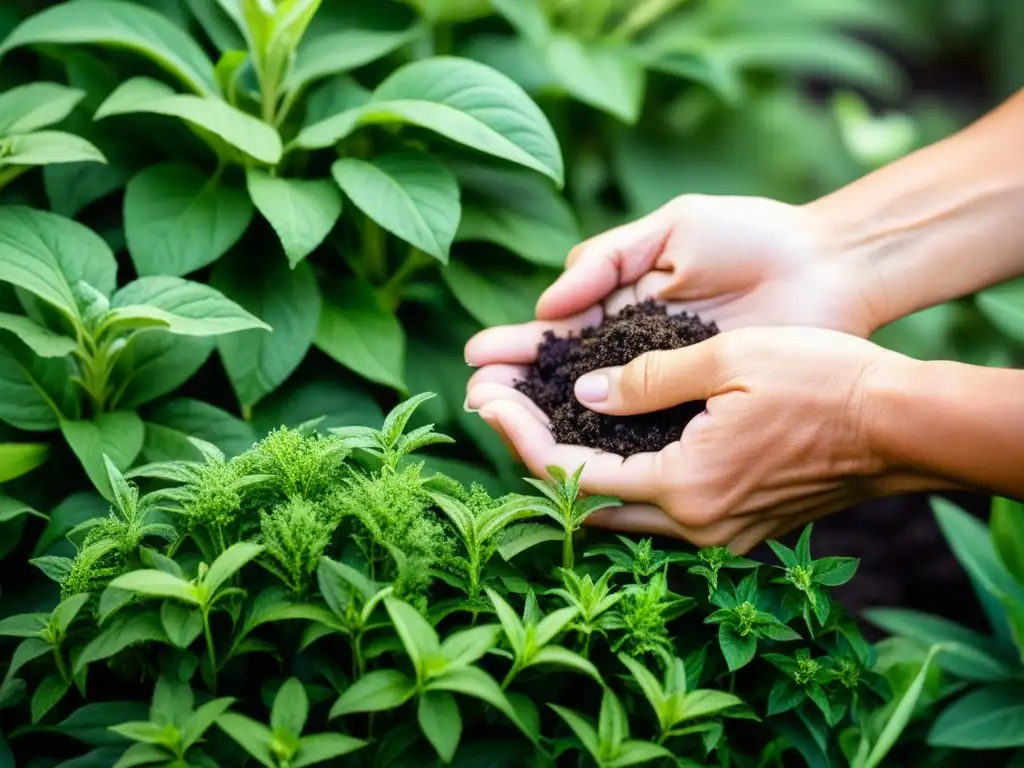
[[53, 647, 69, 683], [361, 217, 387, 285], [500, 661, 521, 690], [562, 529, 575, 571], [203, 609, 218, 694]]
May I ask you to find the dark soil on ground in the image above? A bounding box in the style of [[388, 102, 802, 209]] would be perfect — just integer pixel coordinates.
[[515, 300, 719, 456]]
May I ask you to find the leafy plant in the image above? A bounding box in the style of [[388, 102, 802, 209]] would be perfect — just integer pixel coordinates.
[[865, 496, 1024, 756], [0, 393, 919, 767]]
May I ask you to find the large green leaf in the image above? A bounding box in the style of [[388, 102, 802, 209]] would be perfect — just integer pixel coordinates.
[[113, 333, 215, 410], [0, 206, 118, 321], [0, 132, 106, 168], [110, 275, 270, 337], [33, 491, 109, 556], [75, 613, 170, 676], [123, 162, 254, 277], [245, 170, 342, 268], [283, 26, 416, 95], [991, 497, 1024, 589], [0, 332, 76, 431], [977, 277, 1024, 345], [0, 0, 218, 95], [0, 442, 49, 483], [441, 258, 552, 327], [295, 57, 563, 186], [211, 255, 321, 409], [418, 691, 461, 763], [95, 77, 282, 164], [331, 154, 460, 263], [0, 493, 46, 525], [928, 684, 1024, 749], [545, 35, 645, 124], [142, 398, 256, 461], [0, 313, 76, 358], [329, 669, 417, 718], [0, 82, 86, 135], [489, 0, 550, 46], [315, 277, 406, 391], [453, 163, 578, 267], [60, 411, 145, 499]]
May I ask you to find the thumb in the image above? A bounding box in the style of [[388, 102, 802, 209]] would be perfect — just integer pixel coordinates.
[[535, 202, 677, 321], [573, 340, 724, 415]]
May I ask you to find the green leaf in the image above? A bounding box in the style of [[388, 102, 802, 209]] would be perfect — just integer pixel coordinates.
[[812, 557, 859, 586], [54, 700, 151, 746], [329, 669, 416, 718], [766, 539, 799, 569], [489, 0, 550, 47], [533, 605, 579, 647], [75, 613, 170, 675], [548, 704, 600, 762], [385, 596, 441, 680], [34, 491, 108, 556], [441, 257, 552, 328], [992, 497, 1024, 588], [0, 612, 48, 638], [284, 27, 416, 95], [977, 277, 1024, 345], [861, 644, 943, 768], [215, 712, 275, 768], [271, 678, 308, 737], [679, 689, 744, 720], [425, 665, 533, 742], [0, 332, 74, 431], [110, 275, 270, 337], [0, 441, 49, 483], [528, 645, 601, 682], [31, 674, 71, 723], [0, 205, 117, 321], [107, 569, 199, 605], [0, 82, 86, 135], [545, 35, 645, 124], [210, 255, 319, 408], [202, 541, 264, 597], [928, 684, 1024, 748], [453, 164, 578, 268], [245, 170, 341, 268], [496, 523, 562, 561], [0, 0, 218, 95], [440, 625, 501, 668], [295, 57, 563, 186], [933, 497, 1024, 604], [5, 636, 52, 684], [123, 162, 254, 277], [53, 592, 92, 634], [315, 277, 405, 391], [0, 132, 106, 167], [718, 625, 757, 672], [484, 588, 526, 659], [142, 398, 256, 461], [160, 601, 203, 648], [292, 733, 368, 767], [331, 154, 460, 263], [607, 740, 675, 768], [0, 314, 76, 358], [111, 742, 170, 768], [96, 77, 281, 164], [60, 412, 145, 499], [418, 690, 461, 763], [114, 334, 216, 410], [864, 607, 1017, 681], [180, 697, 234, 750]]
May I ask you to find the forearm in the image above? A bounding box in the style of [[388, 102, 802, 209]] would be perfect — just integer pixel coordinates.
[[867, 355, 1024, 500], [808, 89, 1024, 332]]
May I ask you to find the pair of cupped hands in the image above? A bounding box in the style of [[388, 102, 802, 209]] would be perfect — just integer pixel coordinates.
[[464, 195, 903, 553]]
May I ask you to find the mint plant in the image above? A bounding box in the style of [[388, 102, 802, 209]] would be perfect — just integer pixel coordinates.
[[0, 393, 919, 767]]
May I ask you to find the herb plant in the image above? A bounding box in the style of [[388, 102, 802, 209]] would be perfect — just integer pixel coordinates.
[[0, 393, 932, 767]]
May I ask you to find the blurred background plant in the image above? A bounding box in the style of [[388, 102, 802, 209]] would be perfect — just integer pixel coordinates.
[[0, 0, 1020, 627]]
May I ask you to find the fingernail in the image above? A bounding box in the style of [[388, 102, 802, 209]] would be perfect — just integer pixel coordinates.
[[575, 373, 609, 403], [463, 397, 478, 413]]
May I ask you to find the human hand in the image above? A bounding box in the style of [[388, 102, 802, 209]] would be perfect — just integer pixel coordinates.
[[469, 327, 929, 553], [464, 194, 879, 423]]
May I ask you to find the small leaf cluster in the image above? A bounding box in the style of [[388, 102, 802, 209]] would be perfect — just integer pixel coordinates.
[[0, 393, 921, 768]]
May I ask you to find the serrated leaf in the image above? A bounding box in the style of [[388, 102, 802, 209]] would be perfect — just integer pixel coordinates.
[[718, 625, 757, 672]]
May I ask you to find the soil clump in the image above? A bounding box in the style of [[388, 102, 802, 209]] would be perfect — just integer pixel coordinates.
[[515, 300, 720, 456]]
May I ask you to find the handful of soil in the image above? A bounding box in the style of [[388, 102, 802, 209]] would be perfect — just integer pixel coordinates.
[[515, 300, 720, 457]]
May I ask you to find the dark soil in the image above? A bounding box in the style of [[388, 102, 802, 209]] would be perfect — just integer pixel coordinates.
[[515, 300, 719, 456]]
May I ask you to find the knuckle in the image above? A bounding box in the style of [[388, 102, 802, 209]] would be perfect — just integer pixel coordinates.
[[622, 351, 665, 402]]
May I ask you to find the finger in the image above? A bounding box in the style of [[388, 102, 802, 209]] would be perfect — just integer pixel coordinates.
[[476, 399, 665, 501], [601, 272, 677, 317], [464, 306, 603, 367], [475, 408, 523, 464], [573, 339, 727, 416], [536, 204, 677, 321], [467, 364, 529, 391], [466, 381, 551, 425]]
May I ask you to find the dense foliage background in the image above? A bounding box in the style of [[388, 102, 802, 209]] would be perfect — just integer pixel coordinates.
[[0, 0, 1022, 766]]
